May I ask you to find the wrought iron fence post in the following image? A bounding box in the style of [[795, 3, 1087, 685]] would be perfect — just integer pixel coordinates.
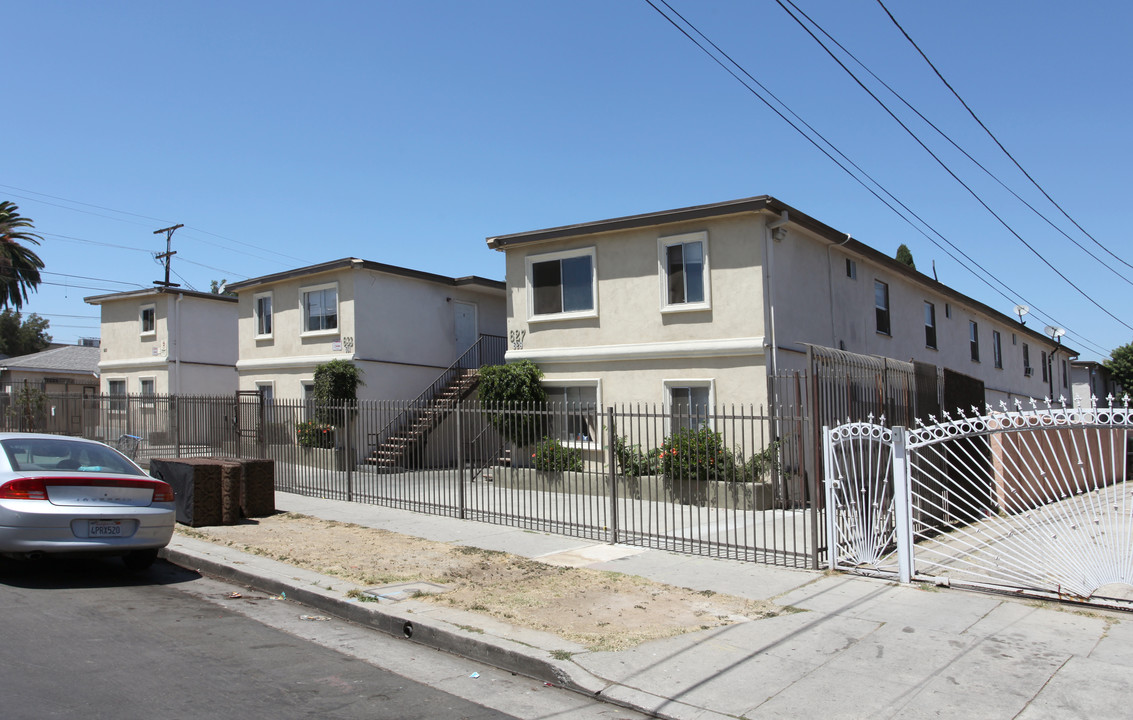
[[457, 401, 466, 520], [892, 426, 915, 583], [344, 402, 354, 502], [607, 406, 618, 545], [822, 425, 838, 571], [172, 395, 182, 459]]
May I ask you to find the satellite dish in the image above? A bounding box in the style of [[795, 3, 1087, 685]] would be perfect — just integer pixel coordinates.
[[1044, 325, 1066, 340], [1013, 305, 1029, 325]]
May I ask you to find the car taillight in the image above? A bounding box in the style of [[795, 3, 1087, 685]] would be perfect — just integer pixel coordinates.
[[0, 477, 175, 503], [0, 478, 47, 500]]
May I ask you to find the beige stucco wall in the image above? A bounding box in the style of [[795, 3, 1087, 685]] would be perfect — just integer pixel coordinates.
[[502, 213, 772, 409], [236, 266, 506, 401], [94, 291, 237, 395]]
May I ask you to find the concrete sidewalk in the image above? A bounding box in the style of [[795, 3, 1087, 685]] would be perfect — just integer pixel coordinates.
[[161, 492, 1131, 719]]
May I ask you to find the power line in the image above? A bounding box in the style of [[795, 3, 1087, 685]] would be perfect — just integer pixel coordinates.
[[643, 0, 1116, 355], [873, 0, 1133, 275]]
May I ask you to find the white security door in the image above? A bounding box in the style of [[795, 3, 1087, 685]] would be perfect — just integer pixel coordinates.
[[454, 301, 477, 350]]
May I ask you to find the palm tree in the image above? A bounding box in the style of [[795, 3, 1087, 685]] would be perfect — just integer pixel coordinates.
[[0, 202, 45, 310]]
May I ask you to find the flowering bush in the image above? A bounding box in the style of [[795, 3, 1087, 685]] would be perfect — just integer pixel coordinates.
[[659, 427, 737, 482], [296, 420, 336, 448], [532, 437, 583, 473], [614, 435, 661, 476]]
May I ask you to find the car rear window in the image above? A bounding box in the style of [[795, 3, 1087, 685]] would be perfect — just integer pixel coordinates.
[[0, 438, 146, 476]]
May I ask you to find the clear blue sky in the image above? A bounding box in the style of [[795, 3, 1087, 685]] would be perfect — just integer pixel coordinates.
[[5, 1, 1131, 363]]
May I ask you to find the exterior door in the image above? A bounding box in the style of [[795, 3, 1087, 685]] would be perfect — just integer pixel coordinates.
[[454, 302, 477, 350]]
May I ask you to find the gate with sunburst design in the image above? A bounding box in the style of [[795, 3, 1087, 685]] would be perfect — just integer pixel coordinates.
[[824, 398, 1133, 609]]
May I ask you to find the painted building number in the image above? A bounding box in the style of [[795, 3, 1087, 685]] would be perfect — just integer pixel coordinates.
[[509, 329, 525, 350], [343, 336, 354, 351]]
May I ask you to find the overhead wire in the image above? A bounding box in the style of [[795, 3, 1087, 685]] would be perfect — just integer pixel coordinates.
[[643, 0, 1110, 357], [767, 0, 1133, 334], [874, 0, 1133, 274]]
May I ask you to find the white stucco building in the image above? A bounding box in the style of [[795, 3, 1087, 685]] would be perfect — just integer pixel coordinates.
[[85, 288, 239, 397], [486, 195, 1074, 417], [226, 258, 506, 402]]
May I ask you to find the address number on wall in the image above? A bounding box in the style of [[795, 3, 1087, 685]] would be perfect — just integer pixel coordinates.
[[509, 329, 525, 350]]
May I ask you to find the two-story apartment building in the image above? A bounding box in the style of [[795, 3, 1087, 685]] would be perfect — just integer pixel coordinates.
[[486, 196, 1074, 423], [227, 258, 506, 401], [85, 288, 239, 397]]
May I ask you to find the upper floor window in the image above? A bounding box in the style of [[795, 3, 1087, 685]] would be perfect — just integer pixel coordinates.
[[874, 281, 890, 335], [301, 283, 338, 334], [659, 232, 709, 312], [924, 301, 937, 349], [992, 330, 1003, 369], [1062, 359, 1068, 389], [1023, 343, 1032, 376], [969, 321, 980, 361], [526, 248, 596, 320], [1042, 351, 1049, 382], [846, 258, 857, 279], [140, 304, 156, 336], [254, 292, 273, 338]]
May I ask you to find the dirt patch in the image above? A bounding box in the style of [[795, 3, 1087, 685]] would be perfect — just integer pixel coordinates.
[[177, 513, 789, 651]]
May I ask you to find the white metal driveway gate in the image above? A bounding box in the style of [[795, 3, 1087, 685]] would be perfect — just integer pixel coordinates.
[[824, 399, 1133, 609]]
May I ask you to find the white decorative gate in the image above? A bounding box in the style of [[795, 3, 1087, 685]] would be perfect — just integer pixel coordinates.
[[824, 399, 1133, 608]]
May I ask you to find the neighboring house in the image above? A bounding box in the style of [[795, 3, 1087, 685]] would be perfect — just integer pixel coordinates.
[[226, 258, 506, 402], [1071, 360, 1124, 408], [0, 344, 101, 395], [85, 288, 239, 397], [486, 195, 1074, 433]]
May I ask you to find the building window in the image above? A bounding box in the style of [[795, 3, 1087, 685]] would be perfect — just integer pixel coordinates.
[[140, 304, 156, 336], [303, 382, 316, 420], [1023, 343, 1032, 376], [139, 378, 156, 408], [666, 381, 713, 432], [945, 303, 952, 319], [1062, 359, 1068, 389], [969, 321, 980, 362], [846, 258, 857, 279], [924, 301, 937, 349], [254, 292, 273, 337], [301, 284, 338, 334], [527, 248, 596, 319], [992, 330, 1002, 369], [659, 232, 709, 311], [1042, 351, 1049, 382], [108, 379, 126, 412], [543, 385, 599, 443], [874, 281, 890, 335]]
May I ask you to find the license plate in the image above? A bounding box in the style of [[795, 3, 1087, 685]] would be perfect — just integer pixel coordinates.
[[89, 520, 123, 537]]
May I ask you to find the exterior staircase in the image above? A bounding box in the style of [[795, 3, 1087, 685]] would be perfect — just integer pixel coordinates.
[[364, 334, 505, 471]]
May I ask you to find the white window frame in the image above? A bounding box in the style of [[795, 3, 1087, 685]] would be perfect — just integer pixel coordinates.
[[874, 281, 891, 336], [139, 304, 156, 338], [255, 381, 275, 408], [663, 378, 716, 433], [658, 231, 711, 313], [107, 378, 127, 413], [254, 291, 274, 339], [541, 379, 601, 448], [302, 381, 316, 420], [139, 376, 156, 408], [300, 282, 339, 336], [525, 247, 598, 322], [924, 301, 937, 349]]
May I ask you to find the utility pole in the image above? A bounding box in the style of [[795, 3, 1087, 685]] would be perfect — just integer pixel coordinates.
[[153, 224, 184, 288]]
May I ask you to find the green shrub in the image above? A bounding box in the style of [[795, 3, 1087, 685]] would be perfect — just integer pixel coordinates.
[[532, 437, 583, 473], [614, 435, 660, 476], [736, 441, 781, 482], [478, 361, 547, 445], [296, 420, 336, 448], [659, 427, 737, 482]]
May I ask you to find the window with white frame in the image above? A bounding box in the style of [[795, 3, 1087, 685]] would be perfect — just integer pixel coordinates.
[[140, 304, 156, 336], [303, 382, 316, 420], [256, 382, 275, 409], [254, 292, 273, 337], [659, 232, 709, 311], [874, 281, 890, 335], [543, 384, 599, 443], [301, 283, 338, 334], [526, 248, 596, 319], [108, 379, 126, 412], [140, 377, 155, 407], [924, 301, 937, 349], [992, 330, 1003, 369], [665, 380, 713, 432]]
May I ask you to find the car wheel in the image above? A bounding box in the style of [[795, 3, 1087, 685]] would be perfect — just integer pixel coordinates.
[[123, 549, 159, 571]]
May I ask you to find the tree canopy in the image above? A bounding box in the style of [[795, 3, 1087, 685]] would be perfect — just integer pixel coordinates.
[[0, 202, 45, 310], [1104, 342, 1133, 398], [0, 310, 51, 357], [478, 360, 547, 444], [895, 244, 916, 269]]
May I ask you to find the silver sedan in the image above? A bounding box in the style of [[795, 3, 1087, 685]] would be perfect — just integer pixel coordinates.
[[0, 433, 175, 570]]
